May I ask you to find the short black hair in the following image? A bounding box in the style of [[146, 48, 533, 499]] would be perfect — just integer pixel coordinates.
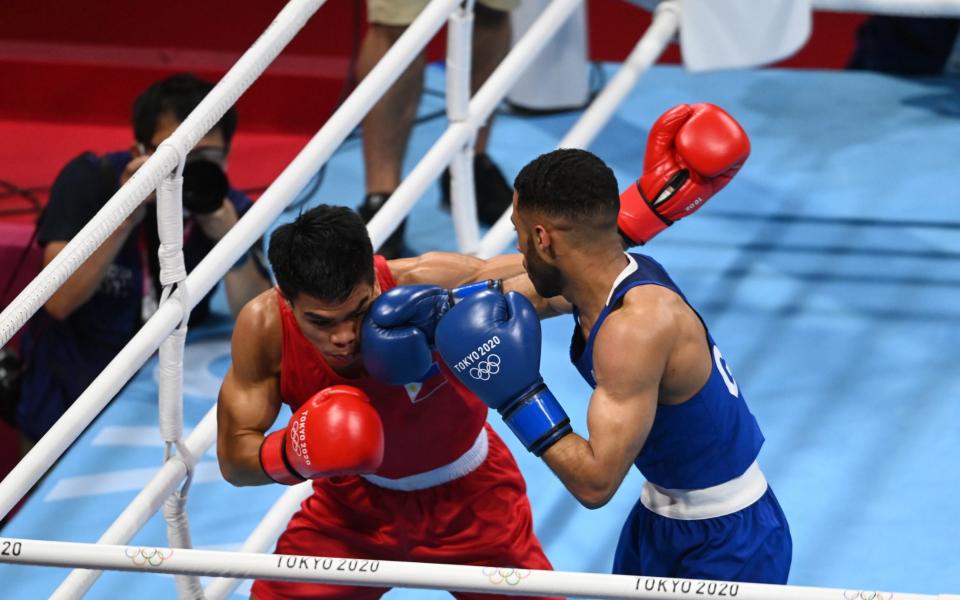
[[268, 205, 375, 303], [132, 73, 237, 149], [513, 148, 619, 227]]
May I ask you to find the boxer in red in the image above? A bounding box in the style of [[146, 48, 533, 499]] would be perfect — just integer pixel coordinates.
[[216, 203, 557, 600]]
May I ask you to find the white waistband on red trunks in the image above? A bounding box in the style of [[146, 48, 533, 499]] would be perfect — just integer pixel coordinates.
[[639, 460, 768, 520], [361, 428, 489, 491]]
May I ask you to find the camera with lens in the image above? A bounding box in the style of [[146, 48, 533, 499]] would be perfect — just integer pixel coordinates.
[[0, 346, 22, 426], [182, 147, 230, 216]]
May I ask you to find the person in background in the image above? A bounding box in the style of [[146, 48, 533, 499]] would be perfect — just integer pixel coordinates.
[[354, 0, 518, 258], [16, 73, 271, 450], [848, 15, 960, 75]]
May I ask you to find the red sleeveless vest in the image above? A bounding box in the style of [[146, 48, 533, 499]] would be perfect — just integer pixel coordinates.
[[276, 255, 489, 479]]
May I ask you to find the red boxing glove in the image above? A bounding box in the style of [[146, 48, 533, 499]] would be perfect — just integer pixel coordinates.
[[618, 103, 750, 246], [259, 385, 385, 484]]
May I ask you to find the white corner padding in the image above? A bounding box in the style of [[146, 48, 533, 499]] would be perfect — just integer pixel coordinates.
[[679, 0, 812, 72], [507, 0, 590, 112]]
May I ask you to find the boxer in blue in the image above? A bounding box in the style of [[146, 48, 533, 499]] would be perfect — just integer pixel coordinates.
[[366, 105, 792, 583]]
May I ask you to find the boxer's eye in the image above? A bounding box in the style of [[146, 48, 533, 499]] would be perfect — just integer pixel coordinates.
[[348, 300, 371, 321]]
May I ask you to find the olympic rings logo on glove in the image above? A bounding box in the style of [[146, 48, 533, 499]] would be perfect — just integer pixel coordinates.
[[469, 354, 501, 381], [289, 411, 311, 465], [290, 420, 303, 457]]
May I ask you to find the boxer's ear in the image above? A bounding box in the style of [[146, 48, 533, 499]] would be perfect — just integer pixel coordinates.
[[533, 225, 558, 260]]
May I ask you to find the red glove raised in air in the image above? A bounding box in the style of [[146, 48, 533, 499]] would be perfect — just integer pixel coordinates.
[[259, 385, 385, 484], [618, 103, 750, 246]]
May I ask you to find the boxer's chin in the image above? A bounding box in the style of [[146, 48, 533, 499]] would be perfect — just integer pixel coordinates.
[[326, 351, 359, 368], [526, 252, 564, 299]]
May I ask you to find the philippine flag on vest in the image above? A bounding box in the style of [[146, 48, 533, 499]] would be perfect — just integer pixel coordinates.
[[403, 362, 448, 403]]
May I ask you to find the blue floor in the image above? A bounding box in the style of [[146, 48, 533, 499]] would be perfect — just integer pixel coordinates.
[[2, 63, 960, 598]]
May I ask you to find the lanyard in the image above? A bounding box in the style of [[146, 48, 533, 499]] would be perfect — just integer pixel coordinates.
[[138, 228, 158, 323]]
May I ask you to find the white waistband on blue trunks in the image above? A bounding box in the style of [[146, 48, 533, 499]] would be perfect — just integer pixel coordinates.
[[360, 428, 488, 491], [640, 460, 768, 520]]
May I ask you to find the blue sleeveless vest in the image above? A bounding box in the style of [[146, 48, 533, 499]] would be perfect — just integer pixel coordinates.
[[570, 253, 764, 489]]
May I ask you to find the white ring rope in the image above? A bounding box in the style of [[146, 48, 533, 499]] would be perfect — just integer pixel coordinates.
[[2, 538, 958, 600]]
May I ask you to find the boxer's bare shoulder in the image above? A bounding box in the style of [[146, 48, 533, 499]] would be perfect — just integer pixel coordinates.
[[233, 289, 282, 375]]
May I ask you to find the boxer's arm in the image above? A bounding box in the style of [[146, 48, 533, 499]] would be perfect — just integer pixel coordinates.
[[389, 251, 572, 317], [387, 250, 571, 320], [216, 293, 283, 486], [389, 251, 526, 288], [540, 307, 670, 508]]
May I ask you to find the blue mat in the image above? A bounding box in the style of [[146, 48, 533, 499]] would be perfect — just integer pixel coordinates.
[[2, 63, 959, 598]]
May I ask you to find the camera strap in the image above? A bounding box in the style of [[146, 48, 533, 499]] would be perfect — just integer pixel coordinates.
[[138, 229, 158, 323]]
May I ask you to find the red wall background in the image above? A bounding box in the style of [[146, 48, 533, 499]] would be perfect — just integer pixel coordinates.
[[0, 0, 866, 134]]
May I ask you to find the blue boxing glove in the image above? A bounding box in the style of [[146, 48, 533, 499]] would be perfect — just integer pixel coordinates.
[[361, 281, 501, 384], [435, 289, 571, 456]]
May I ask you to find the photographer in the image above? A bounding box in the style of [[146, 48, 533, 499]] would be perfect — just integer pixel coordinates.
[[16, 73, 271, 448]]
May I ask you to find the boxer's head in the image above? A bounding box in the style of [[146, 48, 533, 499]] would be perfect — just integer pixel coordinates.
[[269, 205, 378, 370], [512, 149, 620, 298]]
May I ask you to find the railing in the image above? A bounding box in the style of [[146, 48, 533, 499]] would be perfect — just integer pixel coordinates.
[[4, 538, 960, 600]]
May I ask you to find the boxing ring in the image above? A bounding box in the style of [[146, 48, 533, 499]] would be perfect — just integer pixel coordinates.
[[1, 0, 960, 597]]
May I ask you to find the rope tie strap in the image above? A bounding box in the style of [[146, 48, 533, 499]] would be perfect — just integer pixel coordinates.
[[162, 488, 205, 599], [156, 175, 187, 288], [158, 325, 187, 445]]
